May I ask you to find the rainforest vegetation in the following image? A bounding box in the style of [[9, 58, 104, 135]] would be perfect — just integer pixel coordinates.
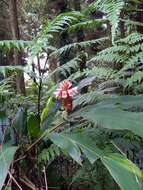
[[0, 0, 143, 190]]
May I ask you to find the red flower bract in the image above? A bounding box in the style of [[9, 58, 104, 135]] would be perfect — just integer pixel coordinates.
[[54, 80, 78, 113], [54, 80, 78, 100]]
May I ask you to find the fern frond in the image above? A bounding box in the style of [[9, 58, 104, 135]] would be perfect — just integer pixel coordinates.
[[66, 19, 107, 33], [48, 57, 80, 80], [68, 70, 84, 82], [89, 32, 143, 90], [0, 77, 14, 95], [38, 144, 61, 164], [0, 66, 23, 75], [40, 11, 83, 36], [59, 57, 80, 77], [73, 91, 105, 107], [52, 37, 108, 56], [83, 67, 116, 79], [120, 19, 143, 27], [87, 0, 124, 44], [91, 52, 127, 64], [101, 0, 124, 44], [118, 32, 143, 44], [124, 71, 143, 87], [30, 11, 83, 56], [121, 52, 143, 71], [0, 40, 31, 51]]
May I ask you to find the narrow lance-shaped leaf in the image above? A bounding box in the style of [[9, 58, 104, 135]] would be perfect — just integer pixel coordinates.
[[0, 146, 17, 190], [101, 153, 141, 190]]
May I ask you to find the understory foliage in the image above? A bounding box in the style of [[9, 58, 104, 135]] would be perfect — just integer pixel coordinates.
[[1, 0, 143, 190]]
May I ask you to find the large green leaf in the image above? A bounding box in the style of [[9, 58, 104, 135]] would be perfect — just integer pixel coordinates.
[[27, 113, 39, 138], [0, 146, 17, 190], [47, 131, 142, 190], [40, 100, 60, 130], [64, 133, 103, 163], [47, 132, 103, 164], [47, 133, 82, 164], [0, 111, 9, 143], [74, 96, 143, 138], [102, 153, 141, 190], [12, 107, 27, 138]]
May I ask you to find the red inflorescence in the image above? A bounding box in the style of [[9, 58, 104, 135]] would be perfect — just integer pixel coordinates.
[[54, 80, 78, 113]]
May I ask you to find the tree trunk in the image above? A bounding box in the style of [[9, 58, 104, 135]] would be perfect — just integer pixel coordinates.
[[74, 0, 85, 43], [136, 2, 143, 33], [9, 0, 25, 95], [119, 11, 125, 38], [0, 2, 10, 66]]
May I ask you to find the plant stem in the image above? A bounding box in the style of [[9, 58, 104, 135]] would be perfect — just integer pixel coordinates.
[[43, 166, 48, 190], [26, 122, 65, 152]]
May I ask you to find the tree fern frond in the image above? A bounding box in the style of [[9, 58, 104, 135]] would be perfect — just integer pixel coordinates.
[[68, 70, 84, 82], [83, 67, 116, 79], [38, 11, 83, 38], [122, 52, 143, 70], [73, 91, 104, 107], [120, 18, 143, 27], [30, 12, 83, 56], [126, 44, 143, 53], [52, 37, 109, 56], [124, 71, 143, 87], [0, 40, 31, 51], [66, 19, 107, 33], [48, 57, 80, 80], [118, 32, 143, 44], [90, 33, 143, 74], [91, 52, 127, 64], [87, 0, 124, 44], [59, 57, 80, 77]]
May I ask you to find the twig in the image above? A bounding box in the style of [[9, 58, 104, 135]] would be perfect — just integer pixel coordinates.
[[20, 175, 37, 190], [43, 166, 48, 190], [8, 171, 23, 190], [13, 155, 27, 163], [25, 122, 64, 152], [41, 55, 49, 78], [37, 79, 42, 122], [37, 55, 42, 123]]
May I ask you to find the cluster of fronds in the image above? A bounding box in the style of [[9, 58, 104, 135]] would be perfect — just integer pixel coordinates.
[[89, 33, 143, 90], [87, 0, 124, 43]]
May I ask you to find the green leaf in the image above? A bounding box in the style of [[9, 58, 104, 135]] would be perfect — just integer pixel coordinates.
[[65, 133, 102, 163], [40, 101, 60, 130], [47, 132, 141, 190], [0, 111, 9, 143], [41, 97, 53, 122], [47, 133, 82, 164], [27, 113, 39, 138], [0, 146, 17, 190], [102, 153, 141, 190], [47, 132, 102, 164], [75, 96, 143, 138], [12, 107, 27, 138]]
